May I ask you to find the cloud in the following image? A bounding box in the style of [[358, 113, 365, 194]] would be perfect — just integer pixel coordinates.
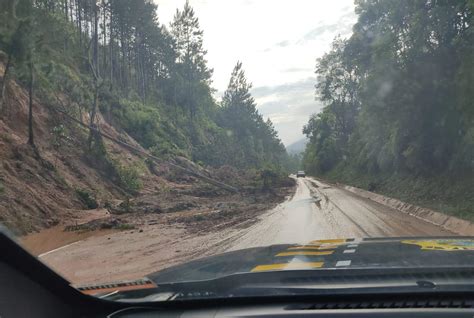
[[299, 11, 356, 44], [155, 0, 356, 144], [283, 67, 313, 73], [275, 40, 290, 47], [300, 23, 339, 43], [263, 9, 357, 54], [264, 40, 290, 52], [252, 77, 315, 99], [252, 77, 324, 145]]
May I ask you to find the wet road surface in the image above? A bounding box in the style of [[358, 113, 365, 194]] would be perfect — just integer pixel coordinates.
[[37, 177, 455, 285], [228, 177, 453, 251]]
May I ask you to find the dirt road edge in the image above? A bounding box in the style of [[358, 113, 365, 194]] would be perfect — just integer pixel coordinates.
[[337, 183, 474, 235]]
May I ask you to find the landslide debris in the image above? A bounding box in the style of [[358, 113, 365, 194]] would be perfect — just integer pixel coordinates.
[[0, 59, 295, 239]]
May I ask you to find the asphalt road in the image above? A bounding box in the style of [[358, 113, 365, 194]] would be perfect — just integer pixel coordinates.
[[228, 177, 453, 251], [37, 176, 456, 285]]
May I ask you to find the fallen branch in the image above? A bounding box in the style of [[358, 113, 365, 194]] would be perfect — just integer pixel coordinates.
[[50, 106, 240, 193]]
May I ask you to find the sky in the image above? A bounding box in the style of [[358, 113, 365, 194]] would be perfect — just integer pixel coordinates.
[[154, 0, 357, 146]]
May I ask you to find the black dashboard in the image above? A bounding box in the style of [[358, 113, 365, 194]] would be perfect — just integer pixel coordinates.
[[109, 307, 474, 317], [2, 231, 474, 318]]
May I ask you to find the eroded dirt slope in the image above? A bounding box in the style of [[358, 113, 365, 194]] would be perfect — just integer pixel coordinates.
[[0, 59, 294, 240], [0, 58, 154, 234]]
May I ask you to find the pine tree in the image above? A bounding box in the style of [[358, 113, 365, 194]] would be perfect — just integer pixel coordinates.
[[170, 0, 212, 117], [219, 62, 286, 168]]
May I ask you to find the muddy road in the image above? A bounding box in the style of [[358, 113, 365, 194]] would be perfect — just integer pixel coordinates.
[[36, 177, 455, 285], [229, 177, 453, 250]]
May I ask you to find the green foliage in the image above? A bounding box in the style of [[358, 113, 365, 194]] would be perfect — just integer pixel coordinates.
[[259, 168, 279, 191], [304, 0, 474, 176], [170, 0, 213, 117], [75, 188, 98, 210], [110, 99, 162, 148], [285, 153, 302, 172], [324, 163, 474, 222], [118, 197, 132, 214], [89, 131, 108, 159], [0, 0, 292, 179], [254, 165, 293, 191], [115, 163, 143, 193], [115, 223, 135, 231], [215, 62, 289, 170], [51, 124, 70, 150], [302, 0, 473, 218], [0, 181, 4, 194]]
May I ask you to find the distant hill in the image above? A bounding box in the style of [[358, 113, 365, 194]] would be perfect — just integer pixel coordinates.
[[286, 138, 308, 154]]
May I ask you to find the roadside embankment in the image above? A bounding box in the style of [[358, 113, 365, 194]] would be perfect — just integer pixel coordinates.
[[320, 181, 474, 236]]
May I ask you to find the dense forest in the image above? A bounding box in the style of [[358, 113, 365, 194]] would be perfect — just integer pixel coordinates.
[[303, 0, 474, 219], [0, 0, 289, 172]]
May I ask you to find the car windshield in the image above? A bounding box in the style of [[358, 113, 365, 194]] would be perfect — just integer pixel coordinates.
[[0, 0, 473, 302]]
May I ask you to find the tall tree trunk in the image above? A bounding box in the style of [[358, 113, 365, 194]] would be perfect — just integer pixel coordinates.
[[127, 45, 132, 90], [69, 0, 74, 23], [87, 81, 98, 149], [120, 28, 127, 89], [0, 54, 12, 114], [141, 51, 147, 101], [102, 0, 107, 77], [109, 27, 114, 87], [88, 1, 100, 149], [27, 62, 35, 147], [77, 0, 82, 47], [93, 1, 99, 78], [64, 0, 69, 51], [64, 0, 68, 21], [109, 5, 114, 88]]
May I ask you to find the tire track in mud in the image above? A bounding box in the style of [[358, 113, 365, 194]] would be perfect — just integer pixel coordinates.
[[305, 179, 370, 237], [325, 200, 371, 236], [40, 177, 454, 285], [308, 178, 453, 237]]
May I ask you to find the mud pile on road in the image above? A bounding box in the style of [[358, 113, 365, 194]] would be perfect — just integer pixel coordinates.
[[0, 58, 294, 240], [0, 63, 296, 264], [76, 166, 295, 238]]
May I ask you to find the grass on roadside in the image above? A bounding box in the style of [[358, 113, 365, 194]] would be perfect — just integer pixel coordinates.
[[322, 164, 474, 222]]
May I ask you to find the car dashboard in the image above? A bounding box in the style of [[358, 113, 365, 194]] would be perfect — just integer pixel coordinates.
[[2, 232, 474, 318]]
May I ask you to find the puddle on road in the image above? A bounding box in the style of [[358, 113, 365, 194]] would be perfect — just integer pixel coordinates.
[[21, 225, 118, 256]]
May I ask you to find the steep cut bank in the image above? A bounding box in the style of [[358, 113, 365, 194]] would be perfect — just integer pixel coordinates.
[[0, 0, 295, 237], [0, 56, 146, 233], [0, 57, 294, 238], [321, 166, 474, 223]]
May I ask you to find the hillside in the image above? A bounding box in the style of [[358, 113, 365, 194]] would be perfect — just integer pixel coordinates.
[[286, 138, 307, 155], [0, 1, 295, 236], [0, 56, 142, 233], [302, 0, 474, 221], [0, 55, 294, 239]]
